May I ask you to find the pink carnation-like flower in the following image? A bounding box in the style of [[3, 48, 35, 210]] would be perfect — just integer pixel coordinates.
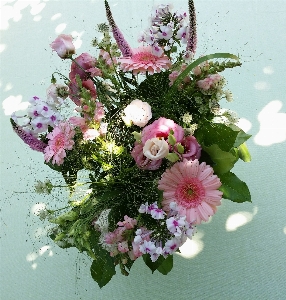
[[50, 34, 75, 59], [181, 135, 201, 160], [131, 142, 162, 170], [141, 117, 184, 144], [44, 122, 75, 165], [158, 159, 223, 224], [69, 53, 97, 81], [118, 46, 171, 75]]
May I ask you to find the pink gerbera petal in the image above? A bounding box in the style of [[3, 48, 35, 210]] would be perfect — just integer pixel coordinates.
[[158, 159, 223, 224]]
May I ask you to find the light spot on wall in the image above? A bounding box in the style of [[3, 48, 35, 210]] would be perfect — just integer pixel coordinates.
[[55, 23, 67, 34], [26, 252, 38, 262], [236, 117, 252, 133], [2, 95, 29, 115], [31, 263, 37, 270], [283, 227, 286, 235], [39, 245, 51, 256], [30, 2, 46, 15], [254, 81, 270, 90], [51, 13, 61, 21], [0, 44, 6, 53], [71, 31, 85, 49], [254, 100, 286, 146], [225, 207, 257, 232], [33, 15, 42, 22], [4, 82, 13, 91], [263, 66, 274, 75], [177, 230, 204, 259]]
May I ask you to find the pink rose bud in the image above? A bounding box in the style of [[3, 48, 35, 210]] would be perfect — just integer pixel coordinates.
[[50, 34, 75, 59]]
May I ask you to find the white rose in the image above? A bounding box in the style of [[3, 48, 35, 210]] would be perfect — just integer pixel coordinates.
[[143, 138, 169, 160], [123, 99, 152, 127]]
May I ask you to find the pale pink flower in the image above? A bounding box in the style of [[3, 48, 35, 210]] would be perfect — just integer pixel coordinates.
[[69, 116, 87, 131], [118, 46, 171, 75], [50, 34, 75, 59], [141, 117, 184, 144], [143, 138, 169, 160], [123, 99, 152, 127], [197, 74, 221, 91], [118, 241, 129, 253], [94, 102, 105, 122], [131, 142, 162, 170], [117, 215, 137, 230], [158, 159, 223, 224], [44, 122, 75, 165], [83, 128, 100, 141]]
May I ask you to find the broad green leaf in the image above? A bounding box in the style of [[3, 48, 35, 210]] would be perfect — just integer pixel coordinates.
[[90, 255, 116, 288], [157, 255, 173, 275], [196, 122, 239, 152], [219, 172, 251, 203], [238, 142, 252, 162], [143, 254, 166, 273], [203, 144, 238, 174]]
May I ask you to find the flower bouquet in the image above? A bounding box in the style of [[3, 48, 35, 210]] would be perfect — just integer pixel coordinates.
[[11, 0, 251, 288]]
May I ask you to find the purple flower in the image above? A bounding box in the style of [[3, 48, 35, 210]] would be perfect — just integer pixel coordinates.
[[10, 119, 47, 153], [104, 0, 132, 57], [186, 0, 197, 54]]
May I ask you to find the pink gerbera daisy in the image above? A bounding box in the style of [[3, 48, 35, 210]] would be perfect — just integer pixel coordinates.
[[158, 159, 223, 224], [118, 46, 171, 75], [44, 122, 75, 165]]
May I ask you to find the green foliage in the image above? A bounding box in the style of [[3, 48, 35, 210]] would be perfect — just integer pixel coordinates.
[[143, 254, 173, 274], [219, 172, 251, 203]]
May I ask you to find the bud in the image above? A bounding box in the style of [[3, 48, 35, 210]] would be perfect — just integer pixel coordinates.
[[166, 153, 179, 162], [176, 143, 185, 154], [168, 134, 176, 146], [132, 131, 142, 143]]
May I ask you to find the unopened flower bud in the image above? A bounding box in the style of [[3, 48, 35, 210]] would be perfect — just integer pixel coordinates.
[[166, 153, 179, 162]]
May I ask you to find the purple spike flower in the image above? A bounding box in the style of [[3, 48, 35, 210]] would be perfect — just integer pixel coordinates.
[[104, 0, 133, 57], [10, 119, 47, 153], [186, 0, 197, 55]]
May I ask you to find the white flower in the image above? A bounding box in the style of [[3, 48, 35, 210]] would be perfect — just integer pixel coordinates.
[[123, 99, 152, 127], [176, 26, 189, 43], [139, 240, 156, 254], [46, 83, 68, 106], [150, 208, 166, 219], [143, 138, 169, 160], [157, 25, 173, 40], [166, 216, 186, 236]]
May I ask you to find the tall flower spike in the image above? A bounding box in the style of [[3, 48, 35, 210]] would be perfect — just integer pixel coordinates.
[[186, 0, 197, 55], [104, 0, 133, 57], [10, 119, 47, 153]]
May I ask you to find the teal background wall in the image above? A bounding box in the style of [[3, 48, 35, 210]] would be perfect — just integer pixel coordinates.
[[1, 0, 286, 299]]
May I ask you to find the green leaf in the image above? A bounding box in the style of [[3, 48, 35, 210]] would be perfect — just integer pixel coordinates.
[[229, 124, 252, 148], [157, 255, 173, 275], [219, 172, 251, 203], [203, 144, 238, 174], [142, 254, 173, 274], [195, 122, 239, 152], [90, 255, 116, 288], [238, 142, 252, 162]]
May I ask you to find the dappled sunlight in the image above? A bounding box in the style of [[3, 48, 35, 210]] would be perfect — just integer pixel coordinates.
[[31, 202, 46, 216], [225, 206, 258, 232], [263, 66, 274, 75], [254, 100, 286, 146], [254, 81, 270, 90], [0, 44, 6, 53], [71, 31, 85, 49], [2, 95, 29, 115], [0, 0, 49, 31], [51, 13, 62, 21], [236, 118, 252, 133], [55, 23, 67, 34], [26, 245, 53, 270], [177, 230, 204, 259], [283, 227, 286, 235]]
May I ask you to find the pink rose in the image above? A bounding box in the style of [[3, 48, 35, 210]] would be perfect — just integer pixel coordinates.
[[69, 53, 97, 81], [131, 142, 162, 170], [50, 34, 75, 59], [141, 117, 184, 144], [181, 135, 202, 160]]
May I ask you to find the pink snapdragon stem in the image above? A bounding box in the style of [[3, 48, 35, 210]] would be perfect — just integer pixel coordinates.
[[186, 0, 197, 55], [10, 119, 47, 153], [104, 0, 133, 57]]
